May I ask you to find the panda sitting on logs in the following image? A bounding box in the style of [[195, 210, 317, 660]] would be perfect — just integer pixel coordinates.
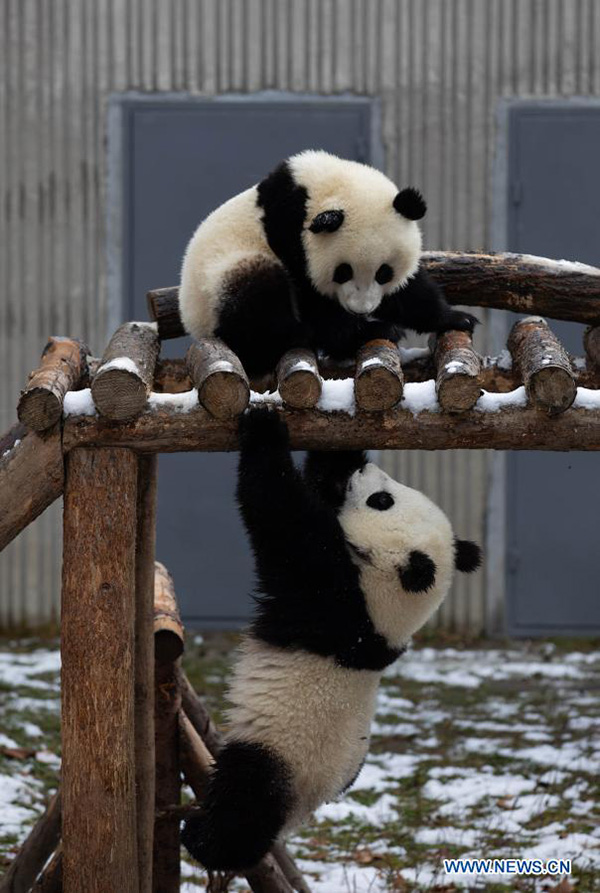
[[181, 409, 482, 871], [179, 150, 477, 376]]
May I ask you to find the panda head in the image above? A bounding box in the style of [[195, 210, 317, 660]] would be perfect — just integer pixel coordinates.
[[304, 450, 481, 646], [257, 150, 424, 315]]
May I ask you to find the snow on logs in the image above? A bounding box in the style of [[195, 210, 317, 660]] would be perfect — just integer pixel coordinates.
[[508, 317, 576, 414], [186, 338, 250, 419], [429, 330, 482, 412], [354, 340, 404, 411], [276, 348, 322, 409], [91, 322, 160, 421]]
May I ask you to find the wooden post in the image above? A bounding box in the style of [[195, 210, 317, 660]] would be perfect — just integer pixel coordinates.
[[153, 563, 184, 893], [186, 340, 250, 420], [91, 322, 160, 421], [61, 448, 139, 893], [508, 316, 577, 414], [584, 326, 600, 368], [0, 791, 61, 893], [135, 455, 158, 893], [429, 330, 482, 412], [355, 340, 403, 411], [277, 349, 322, 409], [17, 337, 88, 432], [31, 848, 63, 893]]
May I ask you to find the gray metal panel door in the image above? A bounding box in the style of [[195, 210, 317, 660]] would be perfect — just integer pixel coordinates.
[[506, 104, 600, 636], [119, 97, 376, 626]]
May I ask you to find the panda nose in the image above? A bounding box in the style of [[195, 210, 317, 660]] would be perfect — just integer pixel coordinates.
[[366, 491, 395, 511]]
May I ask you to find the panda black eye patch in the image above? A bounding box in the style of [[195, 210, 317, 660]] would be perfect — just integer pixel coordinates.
[[398, 550, 436, 593], [366, 491, 394, 511], [333, 263, 353, 284], [375, 264, 394, 285]]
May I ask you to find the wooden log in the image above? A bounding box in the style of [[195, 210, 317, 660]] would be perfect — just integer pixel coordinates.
[[0, 791, 61, 893], [429, 330, 482, 412], [146, 252, 600, 339], [17, 337, 88, 432], [0, 424, 63, 554], [135, 455, 157, 893], [146, 287, 183, 340], [508, 316, 577, 414], [61, 448, 139, 893], [91, 322, 160, 421], [154, 561, 184, 663], [178, 711, 214, 797], [277, 349, 322, 409], [186, 340, 250, 420], [354, 340, 403, 411], [153, 581, 182, 893], [31, 847, 63, 893], [62, 399, 600, 452], [176, 668, 221, 757], [270, 843, 312, 893], [584, 326, 600, 368]]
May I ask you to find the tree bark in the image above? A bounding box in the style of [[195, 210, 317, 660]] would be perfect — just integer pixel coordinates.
[[91, 322, 160, 421], [17, 337, 88, 432], [430, 330, 482, 412], [0, 791, 61, 893], [508, 316, 576, 414], [354, 340, 404, 411], [61, 448, 139, 893], [186, 340, 249, 420], [0, 424, 64, 553], [153, 561, 184, 663], [277, 349, 322, 409], [135, 455, 157, 893]]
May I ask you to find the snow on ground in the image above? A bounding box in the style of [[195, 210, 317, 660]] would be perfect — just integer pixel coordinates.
[[1, 639, 599, 891]]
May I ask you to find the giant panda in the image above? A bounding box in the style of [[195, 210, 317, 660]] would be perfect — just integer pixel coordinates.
[[179, 150, 477, 377], [181, 408, 482, 871]]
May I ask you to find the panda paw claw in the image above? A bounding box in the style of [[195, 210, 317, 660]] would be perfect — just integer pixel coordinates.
[[239, 406, 289, 449], [441, 311, 479, 334]]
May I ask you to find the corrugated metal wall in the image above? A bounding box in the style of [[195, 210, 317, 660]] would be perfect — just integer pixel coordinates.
[[2, 0, 599, 630]]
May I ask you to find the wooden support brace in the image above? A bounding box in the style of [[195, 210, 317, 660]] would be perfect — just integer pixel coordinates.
[[584, 326, 600, 368], [31, 847, 63, 893], [0, 791, 61, 893], [186, 339, 250, 420], [429, 330, 482, 412], [508, 316, 577, 414], [91, 322, 160, 421], [61, 448, 139, 893], [177, 667, 221, 756], [0, 424, 64, 554], [354, 340, 403, 411], [277, 349, 322, 409], [18, 337, 88, 432]]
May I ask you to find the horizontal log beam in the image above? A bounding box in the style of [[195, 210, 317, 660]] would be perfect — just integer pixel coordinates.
[[62, 400, 600, 452], [146, 252, 600, 340]]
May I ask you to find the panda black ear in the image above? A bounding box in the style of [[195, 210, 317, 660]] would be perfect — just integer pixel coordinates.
[[393, 188, 426, 221], [304, 450, 367, 511], [309, 209, 345, 233], [454, 539, 482, 573]]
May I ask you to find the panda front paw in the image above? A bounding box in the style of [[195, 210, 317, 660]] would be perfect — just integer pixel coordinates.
[[239, 406, 289, 451], [439, 310, 479, 334]]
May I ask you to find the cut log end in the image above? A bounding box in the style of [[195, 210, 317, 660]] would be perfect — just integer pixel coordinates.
[[509, 316, 577, 414], [199, 372, 250, 420], [437, 376, 482, 413], [529, 366, 577, 414], [154, 561, 184, 663], [277, 349, 322, 409], [355, 340, 403, 412], [92, 369, 149, 421], [431, 330, 482, 413], [17, 336, 88, 432], [18, 387, 63, 430]]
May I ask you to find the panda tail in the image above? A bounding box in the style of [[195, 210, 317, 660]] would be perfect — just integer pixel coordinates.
[[181, 739, 294, 871]]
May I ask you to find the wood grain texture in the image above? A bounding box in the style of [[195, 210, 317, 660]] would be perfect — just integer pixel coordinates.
[[277, 349, 322, 409], [177, 668, 221, 757], [0, 791, 61, 893], [61, 448, 139, 893], [355, 340, 404, 411], [186, 339, 249, 420], [18, 337, 88, 432], [92, 323, 160, 421], [135, 455, 157, 893], [0, 424, 64, 554], [508, 317, 577, 414], [430, 331, 482, 412], [153, 561, 184, 663]]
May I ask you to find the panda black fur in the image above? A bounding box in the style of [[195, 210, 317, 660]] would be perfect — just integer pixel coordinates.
[[181, 409, 482, 871], [179, 150, 477, 376]]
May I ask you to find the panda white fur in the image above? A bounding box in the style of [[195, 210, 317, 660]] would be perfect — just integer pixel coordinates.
[[181, 409, 482, 871], [179, 150, 477, 377]]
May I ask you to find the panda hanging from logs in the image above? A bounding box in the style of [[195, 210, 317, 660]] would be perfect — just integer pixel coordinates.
[[181, 409, 481, 871], [179, 150, 477, 376]]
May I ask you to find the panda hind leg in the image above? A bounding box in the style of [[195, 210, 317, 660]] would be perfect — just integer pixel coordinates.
[[215, 258, 309, 377], [181, 739, 295, 872]]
